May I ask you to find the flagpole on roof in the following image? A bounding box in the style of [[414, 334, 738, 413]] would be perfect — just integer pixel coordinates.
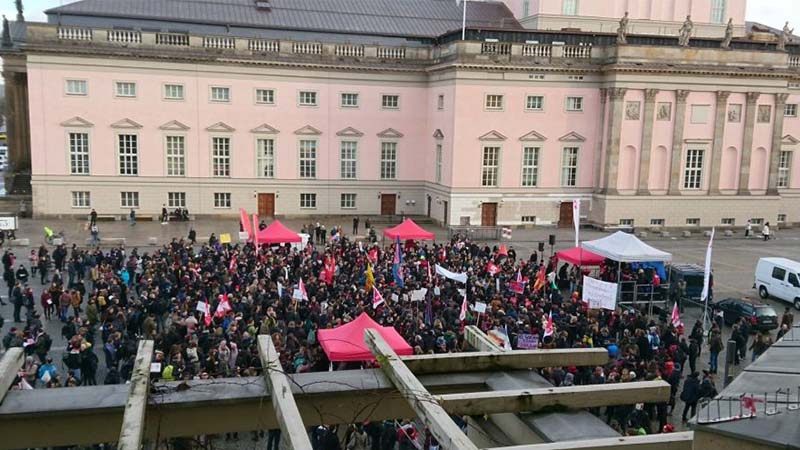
[[461, 0, 467, 40]]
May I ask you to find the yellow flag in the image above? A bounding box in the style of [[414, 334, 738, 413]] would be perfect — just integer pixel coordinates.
[[365, 263, 374, 293]]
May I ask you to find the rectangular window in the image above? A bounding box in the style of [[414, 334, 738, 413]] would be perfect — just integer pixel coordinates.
[[522, 0, 530, 16], [168, 192, 186, 208], [115, 82, 137, 98], [435, 144, 443, 183], [521, 146, 540, 187], [164, 84, 184, 100], [437, 94, 444, 110], [561, 147, 579, 187], [563, 0, 578, 15], [778, 150, 792, 188], [299, 140, 317, 178], [65, 79, 87, 96], [778, 213, 787, 222], [382, 94, 399, 109], [68, 132, 90, 175], [256, 89, 275, 104], [566, 96, 583, 112], [165, 135, 186, 176], [117, 134, 139, 176], [212, 137, 231, 177], [380, 142, 398, 180], [485, 94, 504, 110], [686, 218, 700, 226], [256, 138, 275, 178], [785, 104, 798, 117], [721, 218, 736, 225], [711, 0, 726, 24], [683, 149, 704, 189], [210, 86, 230, 102], [650, 218, 665, 227], [71, 191, 91, 208], [299, 91, 317, 106], [481, 146, 500, 187], [619, 219, 634, 227], [526, 95, 544, 111], [340, 93, 359, 108], [300, 193, 317, 209], [341, 193, 357, 209], [120, 191, 139, 208], [521, 216, 536, 223], [340, 141, 358, 179], [751, 218, 764, 225], [213, 192, 231, 209]]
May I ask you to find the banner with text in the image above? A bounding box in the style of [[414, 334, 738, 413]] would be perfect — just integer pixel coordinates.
[[583, 276, 618, 310]]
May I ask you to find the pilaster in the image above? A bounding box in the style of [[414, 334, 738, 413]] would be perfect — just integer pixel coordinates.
[[637, 89, 659, 194], [667, 90, 690, 195], [708, 91, 731, 194], [738, 92, 761, 195], [602, 88, 627, 195], [767, 93, 790, 195], [593, 88, 609, 193]]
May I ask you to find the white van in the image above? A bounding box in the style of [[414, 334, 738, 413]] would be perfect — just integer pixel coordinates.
[[755, 257, 800, 310]]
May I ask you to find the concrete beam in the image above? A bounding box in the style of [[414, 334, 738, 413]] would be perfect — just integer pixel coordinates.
[[0, 348, 24, 405], [257, 335, 313, 450], [464, 325, 504, 352], [118, 340, 153, 450], [365, 328, 479, 450], [438, 381, 671, 416], [402, 348, 608, 375], [485, 431, 694, 450]]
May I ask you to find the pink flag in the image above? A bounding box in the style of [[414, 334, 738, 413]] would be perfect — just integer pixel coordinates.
[[671, 302, 683, 329], [486, 262, 500, 276], [544, 311, 554, 337], [372, 289, 385, 309], [215, 294, 231, 317], [427, 261, 432, 283], [298, 278, 309, 301], [204, 300, 212, 327], [459, 292, 468, 322], [229, 255, 237, 272]]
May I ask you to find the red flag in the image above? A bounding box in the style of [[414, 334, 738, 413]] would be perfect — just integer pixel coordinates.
[[459, 291, 468, 322], [215, 294, 231, 318], [229, 255, 237, 273], [204, 300, 212, 327], [544, 311, 554, 337], [497, 244, 508, 257], [324, 255, 335, 285], [533, 267, 546, 293], [486, 262, 500, 276], [427, 261, 432, 283], [372, 289, 385, 309], [298, 278, 308, 301], [671, 302, 684, 330], [252, 214, 260, 246]]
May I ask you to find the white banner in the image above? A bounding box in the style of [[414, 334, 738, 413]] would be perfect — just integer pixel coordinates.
[[701, 228, 715, 330], [410, 288, 428, 302], [583, 276, 618, 310], [435, 264, 468, 284]]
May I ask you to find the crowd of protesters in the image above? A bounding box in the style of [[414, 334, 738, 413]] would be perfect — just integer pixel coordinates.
[[1, 220, 794, 450]]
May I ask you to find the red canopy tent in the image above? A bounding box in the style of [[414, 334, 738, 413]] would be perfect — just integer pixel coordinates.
[[318, 312, 413, 362], [555, 247, 605, 266], [255, 220, 302, 244], [383, 218, 435, 241]]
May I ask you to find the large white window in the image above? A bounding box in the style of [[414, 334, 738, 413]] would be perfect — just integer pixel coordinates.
[[341, 193, 357, 209], [526, 95, 544, 111], [214, 192, 231, 208], [340, 93, 359, 108], [168, 192, 186, 208], [300, 193, 317, 209], [382, 94, 399, 109], [69, 132, 90, 175], [523, 0, 530, 16], [256, 89, 275, 105], [683, 149, 705, 190], [65, 79, 87, 96], [299, 91, 318, 106], [165, 135, 186, 176], [299, 140, 317, 178], [118, 134, 139, 176], [485, 94, 504, 110], [566, 96, 584, 112], [778, 150, 792, 188], [785, 104, 798, 117], [71, 191, 91, 208], [711, 0, 726, 24], [120, 191, 139, 208], [340, 141, 358, 179], [164, 84, 184, 100], [115, 82, 137, 98], [481, 146, 500, 187], [256, 138, 275, 178], [212, 137, 231, 177], [210, 86, 230, 102], [522, 146, 540, 187], [380, 142, 398, 180], [563, 0, 578, 16], [561, 147, 579, 187], [435, 144, 443, 183]]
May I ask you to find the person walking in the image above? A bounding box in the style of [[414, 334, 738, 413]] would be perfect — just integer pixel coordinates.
[[89, 209, 97, 227], [680, 372, 701, 422], [129, 208, 136, 226], [161, 204, 169, 224], [762, 222, 771, 241], [745, 219, 752, 238], [708, 330, 723, 374], [352, 216, 360, 235]]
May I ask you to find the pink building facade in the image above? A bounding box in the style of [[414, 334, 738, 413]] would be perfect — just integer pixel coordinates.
[[3, 0, 800, 229]]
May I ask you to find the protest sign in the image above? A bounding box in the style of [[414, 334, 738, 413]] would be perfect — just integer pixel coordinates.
[[474, 301, 487, 314], [517, 333, 539, 350], [583, 276, 618, 310]]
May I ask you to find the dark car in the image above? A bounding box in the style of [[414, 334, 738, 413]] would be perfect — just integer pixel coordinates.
[[669, 264, 713, 309], [712, 298, 779, 332]]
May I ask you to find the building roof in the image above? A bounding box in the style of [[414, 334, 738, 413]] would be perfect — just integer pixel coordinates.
[[45, 0, 521, 39]]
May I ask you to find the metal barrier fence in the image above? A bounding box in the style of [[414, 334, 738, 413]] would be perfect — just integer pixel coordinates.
[[448, 226, 501, 241]]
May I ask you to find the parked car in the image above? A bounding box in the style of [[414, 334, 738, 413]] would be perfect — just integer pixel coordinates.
[[669, 263, 713, 309], [712, 298, 779, 332], [754, 257, 800, 310]]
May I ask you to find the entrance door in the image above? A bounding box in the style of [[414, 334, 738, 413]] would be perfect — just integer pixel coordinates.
[[558, 202, 573, 228], [481, 202, 498, 226], [381, 194, 396, 216], [258, 193, 275, 217]]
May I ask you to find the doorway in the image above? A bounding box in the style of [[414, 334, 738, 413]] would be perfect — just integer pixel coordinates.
[[380, 194, 396, 216], [558, 202, 573, 228], [481, 202, 498, 226], [258, 193, 275, 217]]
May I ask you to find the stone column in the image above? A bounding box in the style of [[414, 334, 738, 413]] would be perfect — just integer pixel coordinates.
[[3, 68, 31, 193], [738, 92, 761, 195], [667, 90, 690, 195], [767, 93, 790, 195], [637, 89, 659, 194], [708, 91, 731, 194], [602, 88, 627, 195], [593, 88, 608, 193]]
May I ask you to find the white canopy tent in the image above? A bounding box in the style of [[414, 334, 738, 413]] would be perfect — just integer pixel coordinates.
[[581, 231, 672, 263]]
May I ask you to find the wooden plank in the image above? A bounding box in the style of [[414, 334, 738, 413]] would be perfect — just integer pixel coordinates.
[[401, 348, 608, 374], [117, 340, 153, 450], [0, 348, 24, 405], [257, 335, 313, 450], [438, 381, 671, 416], [364, 328, 480, 450], [464, 325, 504, 352], [485, 431, 694, 450]]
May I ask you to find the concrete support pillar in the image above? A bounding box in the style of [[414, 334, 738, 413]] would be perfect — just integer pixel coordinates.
[[767, 93, 790, 195], [637, 89, 659, 194], [593, 88, 609, 193], [738, 92, 761, 195], [708, 91, 731, 194], [602, 88, 627, 195], [667, 90, 690, 195], [3, 67, 31, 194]]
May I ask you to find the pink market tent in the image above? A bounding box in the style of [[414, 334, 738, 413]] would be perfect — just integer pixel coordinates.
[[555, 247, 606, 266], [383, 219, 435, 241], [318, 312, 413, 362], [255, 220, 302, 244]]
